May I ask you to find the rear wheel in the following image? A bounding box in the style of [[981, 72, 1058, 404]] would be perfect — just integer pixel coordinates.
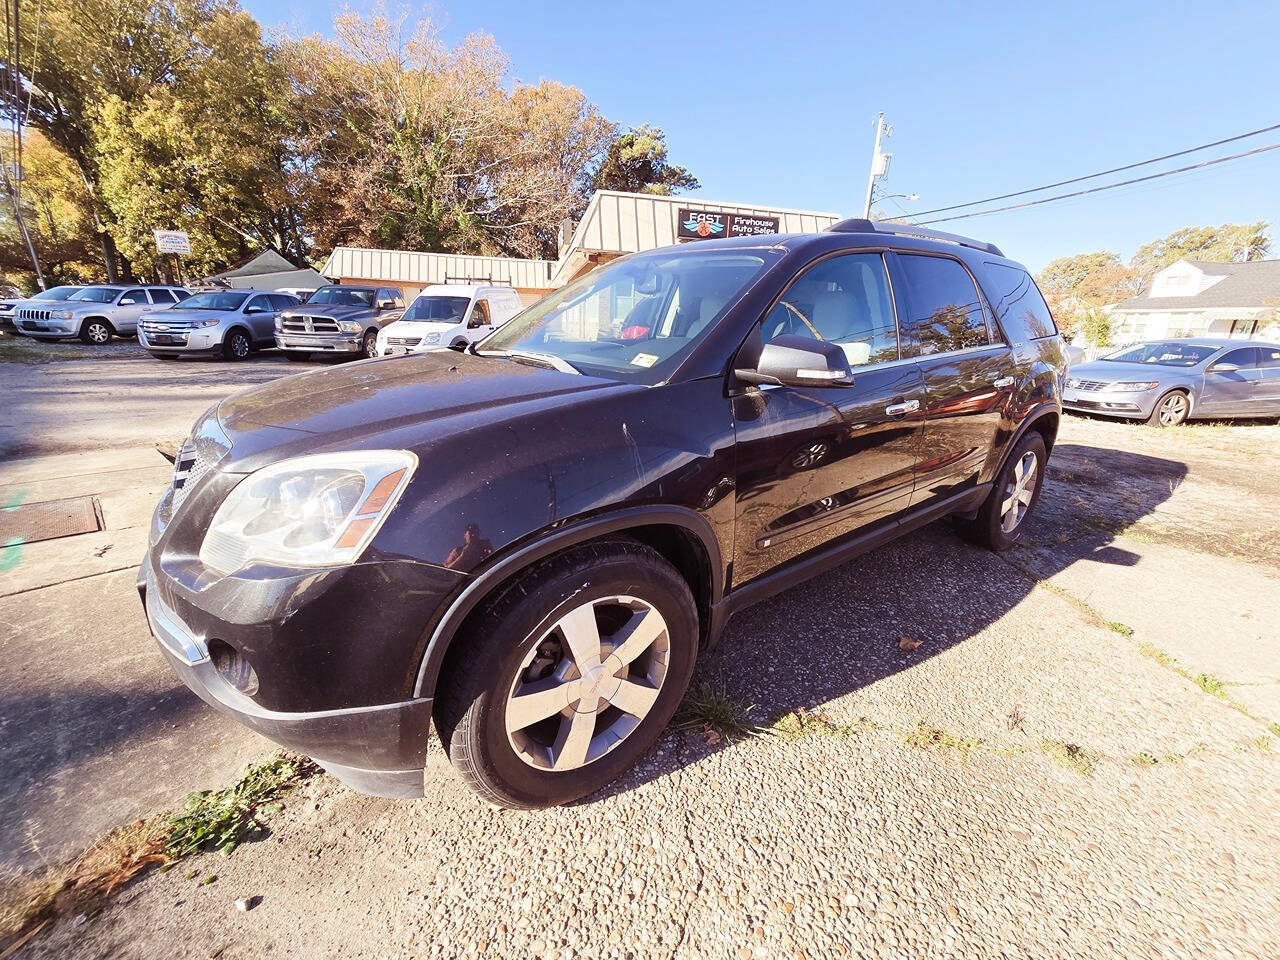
[[1147, 390, 1190, 427], [79, 319, 112, 345], [957, 431, 1047, 552], [435, 540, 698, 809], [222, 329, 251, 361]]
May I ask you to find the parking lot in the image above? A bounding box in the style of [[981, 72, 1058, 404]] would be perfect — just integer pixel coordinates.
[[3, 337, 1279, 959]]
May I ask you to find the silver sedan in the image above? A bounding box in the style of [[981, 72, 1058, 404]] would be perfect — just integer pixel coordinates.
[[1063, 338, 1280, 426]]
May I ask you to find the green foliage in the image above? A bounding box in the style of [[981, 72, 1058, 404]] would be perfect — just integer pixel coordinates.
[[1039, 738, 1096, 776], [589, 125, 699, 198], [1130, 222, 1270, 287], [673, 683, 767, 742], [166, 754, 316, 858]]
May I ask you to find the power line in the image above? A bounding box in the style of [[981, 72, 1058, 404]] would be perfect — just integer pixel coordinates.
[[910, 122, 1280, 218], [917, 140, 1280, 226]]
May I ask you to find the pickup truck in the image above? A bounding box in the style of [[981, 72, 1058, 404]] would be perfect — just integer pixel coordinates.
[[274, 285, 406, 360]]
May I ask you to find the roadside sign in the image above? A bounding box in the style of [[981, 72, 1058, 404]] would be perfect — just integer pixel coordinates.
[[677, 208, 780, 241], [154, 229, 192, 255]]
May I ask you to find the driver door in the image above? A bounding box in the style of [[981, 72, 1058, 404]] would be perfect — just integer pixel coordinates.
[[243, 294, 276, 341], [732, 252, 925, 585], [1200, 347, 1259, 415], [113, 288, 151, 333], [468, 299, 493, 340]]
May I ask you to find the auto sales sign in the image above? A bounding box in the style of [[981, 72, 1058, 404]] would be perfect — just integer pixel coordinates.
[[677, 208, 780, 241]]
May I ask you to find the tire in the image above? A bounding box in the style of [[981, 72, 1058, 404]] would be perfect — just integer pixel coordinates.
[[79, 318, 112, 345], [361, 330, 379, 359], [222, 329, 251, 361], [1147, 389, 1190, 427], [284, 352, 310, 362], [435, 539, 699, 809], [957, 430, 1047, 552], [149, 353, 179, 361]]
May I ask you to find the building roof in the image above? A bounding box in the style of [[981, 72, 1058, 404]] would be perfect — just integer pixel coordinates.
[[1116, 258, 1280, 312], [208, 249, 304, 280], [321, 247, 556, 289]]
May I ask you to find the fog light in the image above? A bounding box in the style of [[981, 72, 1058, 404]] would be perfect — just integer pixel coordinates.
[[209, 639, 259, 696]]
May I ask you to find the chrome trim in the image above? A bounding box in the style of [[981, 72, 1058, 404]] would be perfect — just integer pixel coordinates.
[[885, 399, 920, 416], [994, 375, 1015, 389], [146, 585, 209, 665]]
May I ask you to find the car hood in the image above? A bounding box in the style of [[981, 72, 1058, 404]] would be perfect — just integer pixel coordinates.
[[216, 350, 632, 466], [1068, 360, 1192, 381], [140, 308, 206, 322], [281, 303, 372, 320]]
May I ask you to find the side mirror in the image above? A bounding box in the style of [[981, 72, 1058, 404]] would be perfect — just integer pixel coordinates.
[[1209, 361, 1239, 373], [244, 305, 263, 314], [735, 334, 854, 388], [377, 299, 395, 310]]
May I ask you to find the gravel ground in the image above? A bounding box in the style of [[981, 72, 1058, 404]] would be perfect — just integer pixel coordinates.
[[7, 373, 1280, 958]]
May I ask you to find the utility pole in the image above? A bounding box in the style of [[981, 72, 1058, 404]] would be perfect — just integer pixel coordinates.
[[862, 112, 892, 219], [2, 162, 43, 289]]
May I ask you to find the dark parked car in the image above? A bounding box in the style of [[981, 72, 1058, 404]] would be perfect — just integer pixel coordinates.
[[140, 221, 1066, 808], [274, 284, 405, 360]]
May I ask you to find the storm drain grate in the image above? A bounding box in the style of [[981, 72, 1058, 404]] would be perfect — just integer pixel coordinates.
[[0, 496, 102, 544]]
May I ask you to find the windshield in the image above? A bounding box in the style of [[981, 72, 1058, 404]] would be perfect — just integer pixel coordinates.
[[179, 292, 249, 311], [401, 295, 471, 324], [478, 250, 771, 382], [32, 285, 79, 300], [1103, 341, 1220, 367], [69, 286, 123, 303], [306, 287, 374, 307]]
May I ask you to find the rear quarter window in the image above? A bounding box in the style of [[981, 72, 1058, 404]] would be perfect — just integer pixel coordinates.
[[982, 262, 1058, 341]]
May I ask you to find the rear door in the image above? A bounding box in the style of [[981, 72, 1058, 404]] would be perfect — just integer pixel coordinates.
[[1200, 347, 1260, 415], [1257, 345, 1280, 413], [732, 251, 925, 584], [887, 252, 1017, 505]]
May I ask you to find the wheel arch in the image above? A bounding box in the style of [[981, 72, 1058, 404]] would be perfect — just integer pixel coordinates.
[[82, 315, 115, 333], [413, 505, 723, 701], [224, 323, 252, 343]]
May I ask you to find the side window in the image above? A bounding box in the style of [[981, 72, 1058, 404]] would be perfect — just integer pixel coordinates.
[[245, 295, 271, 313], [1214, 348, 1258, 369], [119, 288, 148, 305], [761, 253, 898, 368], [897, 254, 992, 355], [147, 288, 177, 304], [982, 261, 1056, 340], [172, 288, 191, 302], [470, 300, 491, 328], [1258, 346, 1280, 369], [269, 294, 297, 311]]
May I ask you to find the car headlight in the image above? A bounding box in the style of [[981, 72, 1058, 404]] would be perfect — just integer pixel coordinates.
[[274, 317, 283, 331], [198, 451, 417, 573], [195, 318, 220, 328], [338, 320, 362, 333], [52, 309, 74, 319], [1103, 381, 1159, 392], [423, 332, 440, 344]]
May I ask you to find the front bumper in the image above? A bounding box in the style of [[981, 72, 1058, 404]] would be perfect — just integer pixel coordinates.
[[141, 329, 222, 353], [275, 334, 362, 353], [17, 319, 78, 338], [1062, 386, 1156, 419]]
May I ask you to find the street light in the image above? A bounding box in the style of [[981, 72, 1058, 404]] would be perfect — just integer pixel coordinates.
[[871, 193, 920, 207]]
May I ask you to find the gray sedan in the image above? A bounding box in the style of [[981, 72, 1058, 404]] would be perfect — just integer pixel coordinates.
[[1063, 337, 1280, 426]]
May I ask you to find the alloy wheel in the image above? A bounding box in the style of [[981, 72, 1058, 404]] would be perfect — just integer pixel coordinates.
[[1000, 450, 1038, 533], [231, 334, 249, 359], [87, 322, 109, 344], [1158, 393, 1188, 426], [504, 596, 670, 771]]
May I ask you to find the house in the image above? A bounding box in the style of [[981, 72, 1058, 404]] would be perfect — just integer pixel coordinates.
[[319, 190, 841, 305], [204, 249, 328, 294], [1109, 258, 1280, 344]]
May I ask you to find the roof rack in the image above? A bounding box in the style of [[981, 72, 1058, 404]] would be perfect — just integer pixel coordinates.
[[825, 218, 1003, 257]]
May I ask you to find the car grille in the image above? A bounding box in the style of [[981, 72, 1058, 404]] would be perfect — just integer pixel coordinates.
[[141, 318, 197, 333], [161, 409, 231, 524], [387, 336, 421, 347], [1066, 378, 1109, 391], [281, 315, 340, 334], [17, 307, 54, 322]]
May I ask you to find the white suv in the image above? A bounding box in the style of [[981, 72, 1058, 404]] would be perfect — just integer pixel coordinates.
[[376, 284, 524, 356], [16, 284, 190, 344]]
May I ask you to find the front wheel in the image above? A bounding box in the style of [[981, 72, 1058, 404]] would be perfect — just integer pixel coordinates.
[[957, 431, 1047, 552], [361, 330, 379, 359], [435, 540, 699, 809], [222, 329, 251, 361], [1147, 390, 1190, 427], [79, 319, 112, 345]]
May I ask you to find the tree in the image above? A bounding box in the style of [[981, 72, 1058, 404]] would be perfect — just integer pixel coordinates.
[[1129, 222, 1270, 288], [1036, 251, 1137, 340], [589, 125, 698, 197]]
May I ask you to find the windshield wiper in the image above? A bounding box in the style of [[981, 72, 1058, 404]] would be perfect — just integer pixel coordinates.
[[477, 349, 581, 375]]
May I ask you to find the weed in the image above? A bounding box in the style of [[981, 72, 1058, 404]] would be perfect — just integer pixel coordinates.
[[1107, 621, 1134, 637], [1137, 642, 1174, 668], [1268, 722, 1280, 740], [167, 754, 317, 858], [903, 722, 981, 757], [1192, 673, 1226, 699], [1040, 738, 1097, 776], [673, 684, 769, 743], [1133, 752, 1158, 766]]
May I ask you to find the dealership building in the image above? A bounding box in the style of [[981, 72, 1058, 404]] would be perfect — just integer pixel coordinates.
[[319, 190, 841, 304]]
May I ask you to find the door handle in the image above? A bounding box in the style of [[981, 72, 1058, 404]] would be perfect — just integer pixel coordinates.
[[885, 399, 920, 417], [994, 376, 1015, 390]]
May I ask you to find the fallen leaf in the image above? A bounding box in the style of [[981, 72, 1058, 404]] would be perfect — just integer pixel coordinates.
[[897, 634, 923, 652], [704, 728, 723, 746]]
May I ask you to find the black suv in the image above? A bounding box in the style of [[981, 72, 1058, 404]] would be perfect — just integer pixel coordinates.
[[140, 221, 1066, 808]]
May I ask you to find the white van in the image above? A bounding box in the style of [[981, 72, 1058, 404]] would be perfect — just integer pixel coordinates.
[[376, 284, 524, 356]]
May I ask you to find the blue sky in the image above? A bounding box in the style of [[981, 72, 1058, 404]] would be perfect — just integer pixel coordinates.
[[243, 0, 1280, 272]]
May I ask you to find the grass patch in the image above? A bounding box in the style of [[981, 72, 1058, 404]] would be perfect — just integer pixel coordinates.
[[673, 684, 767, 743], [1192, 673, 1226, 699], [1040, 738, 1097, 776], [1137, 641, 1174, 668], [0, 753, 316, 951], [1107, 621, 1134, 637], [1133, 752, 1159, 766], [771, 709, 878, 740], [903, 721, 981, 757]]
